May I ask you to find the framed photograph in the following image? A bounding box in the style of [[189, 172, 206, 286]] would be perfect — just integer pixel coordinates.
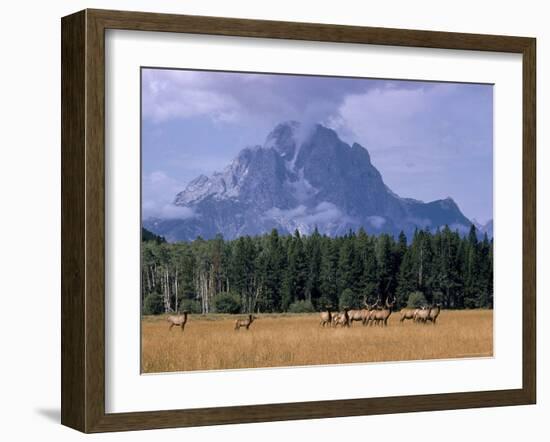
[[61, 9, 536, 433]]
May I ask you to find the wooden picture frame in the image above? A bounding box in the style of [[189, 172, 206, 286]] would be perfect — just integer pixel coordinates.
[[61, 8, 536, 433]]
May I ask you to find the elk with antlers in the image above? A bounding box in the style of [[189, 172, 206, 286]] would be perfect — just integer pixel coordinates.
[[369, 297, 396, 327], [362, 299, 381, 326], [348, 298, 375, 326]]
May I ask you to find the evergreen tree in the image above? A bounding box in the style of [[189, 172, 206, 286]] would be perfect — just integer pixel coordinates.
[[319, 237, 339, 309], [261, 228, 285, 311], [337, 236, 356, 295], [376, 234, 397, 301], [282, 230, 308, 310], [359, 237, 379, 303], [305, 227, 323, 306], [464, 225, 481, 308]]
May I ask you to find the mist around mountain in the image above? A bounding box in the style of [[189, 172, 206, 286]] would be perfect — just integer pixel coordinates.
[[144, 121, 488, 243]]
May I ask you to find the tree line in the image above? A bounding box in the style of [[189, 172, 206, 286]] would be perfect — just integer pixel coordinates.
[[141, 225, 493, 315]]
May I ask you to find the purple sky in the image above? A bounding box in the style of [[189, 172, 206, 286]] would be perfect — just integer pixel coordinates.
[[142, 68, 493, 224]]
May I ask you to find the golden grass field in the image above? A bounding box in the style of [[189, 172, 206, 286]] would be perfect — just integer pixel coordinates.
[[141, 310, 493, 373]]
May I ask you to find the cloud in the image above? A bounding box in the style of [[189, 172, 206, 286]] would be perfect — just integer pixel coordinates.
[[143, 70, 242, 123], [142, 170, 192, 219], [331, 82, 492, 162], [367, 216, 386, 229], [265, 205, 308, 220], [407, 217, 432, 228], [302, 202, 345, 225], [144, 170, 183, 195], [141, 68, 372, 126], [265, 202, 349, 229], [145, 203, 196, 220]]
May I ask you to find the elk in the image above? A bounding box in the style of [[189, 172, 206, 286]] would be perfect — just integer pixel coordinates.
[[333, 309, 350, 328], [399, 308, 417, 322], [348, 299, 373, 326], [167, 311, 188, 332], [320, 308, 333, 327], [414, 306, 431, 323], [347, 309, 364, 326], [369, 297, 396, 326], [234, 314, 256, 331], [361, 299, 381, 326], [400, 305, 427, 323], [426, 304, 442, 324]]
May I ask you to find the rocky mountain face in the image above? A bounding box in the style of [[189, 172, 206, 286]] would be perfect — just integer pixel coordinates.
[[144, 121, 476, 242]]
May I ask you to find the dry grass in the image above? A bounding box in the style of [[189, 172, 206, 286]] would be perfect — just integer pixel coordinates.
[[141, 310, 493, 373]]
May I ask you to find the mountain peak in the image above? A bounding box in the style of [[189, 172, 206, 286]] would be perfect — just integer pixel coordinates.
[[438, 197, 460, 211], [263, 120, 300, 158], [151, 122, 474, 242], [264, 121, 351, 154]]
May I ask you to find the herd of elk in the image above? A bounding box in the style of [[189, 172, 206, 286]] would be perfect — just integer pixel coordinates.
[[320, 298, 441, 328], [164, 300, 441, 334], [320, 296, 399, 328]]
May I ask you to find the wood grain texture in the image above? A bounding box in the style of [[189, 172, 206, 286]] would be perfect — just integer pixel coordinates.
[[61, 10, 86, 432], [89, 8, 532, 52], [522, 38, 536, 403], [60, 8, 537, 433]]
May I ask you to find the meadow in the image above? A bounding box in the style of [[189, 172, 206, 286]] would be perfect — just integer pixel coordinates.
[[141, 310, 493, 373]]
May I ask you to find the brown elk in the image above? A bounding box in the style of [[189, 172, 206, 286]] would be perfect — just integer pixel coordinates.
[[426, 304, 442, 324], [400, 304, 428, 323], [361, 299, 381, 326], [348, 299, 374, 326], [414, 306, 431, 323], [399, 308, 417, 323], [320, 308, 333, 327], [167, 311, 188, 332], [234, 314, 256, 331], [369, 297, 396, 326], [333, 309, 350, 327]]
